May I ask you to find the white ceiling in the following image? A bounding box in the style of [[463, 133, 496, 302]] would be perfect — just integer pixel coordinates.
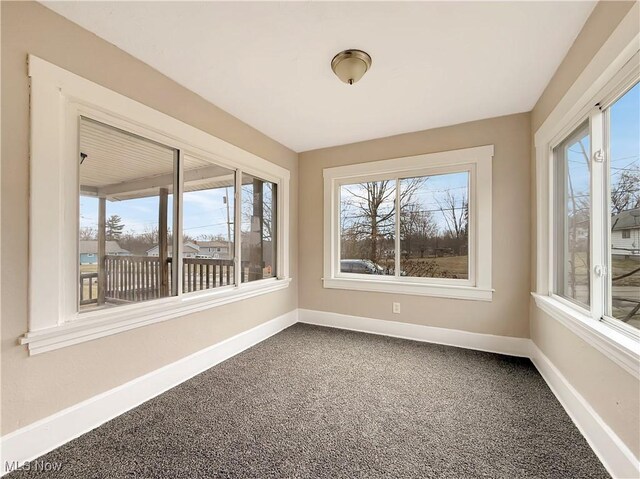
[[44, 1, 595, 152]]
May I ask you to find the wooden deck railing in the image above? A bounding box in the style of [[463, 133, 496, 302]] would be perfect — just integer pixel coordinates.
[[80, 255, 237, 307], [182, 257, 235, 293], [105, 255, 173, 302], [79, 272, 99, 305]]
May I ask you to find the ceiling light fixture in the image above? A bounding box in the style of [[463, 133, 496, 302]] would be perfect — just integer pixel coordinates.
[[331, 49, 372, 85]]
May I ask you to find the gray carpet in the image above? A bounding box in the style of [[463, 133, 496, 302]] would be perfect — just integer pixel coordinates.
[[8, 323, 609, 478]]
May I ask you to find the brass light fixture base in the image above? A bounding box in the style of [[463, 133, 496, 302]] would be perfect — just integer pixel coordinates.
[[331, 49, 372, 85]]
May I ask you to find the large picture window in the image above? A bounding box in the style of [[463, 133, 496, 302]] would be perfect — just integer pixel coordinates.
[[324, 146, 493, 301], [25, 56, 290, 354], [339, 172, 471, 280], [77, 118, 246, 313]]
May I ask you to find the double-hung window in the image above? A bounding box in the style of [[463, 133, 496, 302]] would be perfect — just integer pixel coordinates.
[[323, 145, 493, 301], [552, 79, 639, 335], [24, 56, 290, 354]]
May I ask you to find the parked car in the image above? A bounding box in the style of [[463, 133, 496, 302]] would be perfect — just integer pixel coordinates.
[[340, 259, 386, 275]]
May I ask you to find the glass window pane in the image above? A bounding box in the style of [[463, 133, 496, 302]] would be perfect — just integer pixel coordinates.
[[241, 174, 277, 282], [608, 82, 640, 330], [182, 155, 236, 292], [554, 121, 591, 308], [339, 181, 396, 275], [79, 118, 177, 312], [400, 172, 469, 279]]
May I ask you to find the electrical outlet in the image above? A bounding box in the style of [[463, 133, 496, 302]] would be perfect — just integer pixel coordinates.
[[392, 302, 401, 314]]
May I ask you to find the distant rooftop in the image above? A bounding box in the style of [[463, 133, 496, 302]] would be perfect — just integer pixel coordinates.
[[612, 208, 640, 230], [79, 240, 130, 254]]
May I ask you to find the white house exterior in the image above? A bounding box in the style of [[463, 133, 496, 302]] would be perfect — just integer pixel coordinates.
[[611, 208, 640, 257], [194, 240, 232, 259], [145, 241, 232, 259], [146, 242, 200, 258]]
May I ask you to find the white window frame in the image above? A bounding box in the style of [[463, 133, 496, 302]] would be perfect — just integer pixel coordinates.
[[323, 145, 493, 301], [22, 55, 291, 355], [532, 3, 640, 379]]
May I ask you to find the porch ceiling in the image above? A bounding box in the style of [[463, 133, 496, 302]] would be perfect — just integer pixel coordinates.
[[79, 118, 234, 201]]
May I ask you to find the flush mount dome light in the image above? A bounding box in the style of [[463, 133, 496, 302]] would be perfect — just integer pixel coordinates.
[[331, 49, 372, 85]]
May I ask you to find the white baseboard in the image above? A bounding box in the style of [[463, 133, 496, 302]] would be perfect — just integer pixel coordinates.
[[0, 309, 298, 476], [2, 308, 637, 479], [298, 308, 532, 357], [530, 344, 640, 479]]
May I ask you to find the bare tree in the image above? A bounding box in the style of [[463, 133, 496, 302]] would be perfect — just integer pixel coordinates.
[[79, 226, 97, 241], [400, 204, 438, 258], [343, 178, 424, 262], [197, 233, 226, 242], [610, 167, 640, 216], [241, 183, 275, 242], [436, 190, 468, 255]]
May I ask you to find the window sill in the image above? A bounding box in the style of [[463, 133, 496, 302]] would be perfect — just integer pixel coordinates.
[[531, 293, 640, 379], [323, 277, 493, 301], [20, 278, 292, 355]]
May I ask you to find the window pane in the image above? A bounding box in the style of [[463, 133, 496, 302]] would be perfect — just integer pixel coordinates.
[[554, 121, 591, 307], [79, 118, 177, 312], [340, 181, 396, 275], [608, 82, 640, 330], [400, 172, 469, 279], [241, 174, 277, 282], [182, 155, 236, 292]]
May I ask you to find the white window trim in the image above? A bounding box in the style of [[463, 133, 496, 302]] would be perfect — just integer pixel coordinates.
[[23, 55, 291, 355], [533, 3, 640, 379], [323, 145, 494, 301]]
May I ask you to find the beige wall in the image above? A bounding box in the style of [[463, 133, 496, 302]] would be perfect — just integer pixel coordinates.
[[299, 113, 531, 338], [0, 2, 298, 435], [529, 1, 639, 458]]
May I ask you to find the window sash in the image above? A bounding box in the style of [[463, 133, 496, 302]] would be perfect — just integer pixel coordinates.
[[553, 120, 592, 309], [334, 164, 475, 286]]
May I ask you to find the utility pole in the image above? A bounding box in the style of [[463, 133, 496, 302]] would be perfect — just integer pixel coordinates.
[[225, 187, 232, 244]]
